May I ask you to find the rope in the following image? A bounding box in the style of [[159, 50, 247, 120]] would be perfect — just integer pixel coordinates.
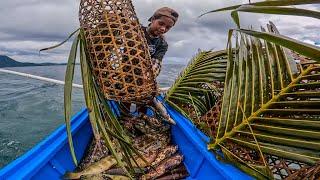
[[0, 68, 169, 91], [0, 68, 83, 89]]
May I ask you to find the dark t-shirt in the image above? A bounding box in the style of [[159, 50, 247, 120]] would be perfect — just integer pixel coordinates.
[[142, 26, 168, 61]]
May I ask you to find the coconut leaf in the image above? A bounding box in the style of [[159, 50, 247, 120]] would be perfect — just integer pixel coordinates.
[[195, 1, 320, 178], [39, 28, 80, 52], [236, 28, 320, 61], [209, 23, 320, 178], [199, 0, 320, 17], [40, 23, 145, 179], [79, 35, 101, 142], [221, 146, 272, 179], [64, 33, 80, 165], [78, 31, 145, 177], [230, 5, 320, 28], [166, 50, 228, 115], [235, 5, 320, 19]]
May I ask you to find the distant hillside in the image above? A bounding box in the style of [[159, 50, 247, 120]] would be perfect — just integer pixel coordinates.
[[0, 55, 66, 68]]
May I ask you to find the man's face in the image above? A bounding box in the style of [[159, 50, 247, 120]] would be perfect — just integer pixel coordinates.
[[149, 16, 175, 37]]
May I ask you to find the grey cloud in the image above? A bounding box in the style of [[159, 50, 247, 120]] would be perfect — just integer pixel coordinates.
[[258, 14, 320, 46], [0, 0, 79, 41], [0, 48, 38, 56], [0, 0, 319, 63]]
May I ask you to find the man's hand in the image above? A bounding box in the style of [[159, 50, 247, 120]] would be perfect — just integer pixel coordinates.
[[151, 58, 162, 77]]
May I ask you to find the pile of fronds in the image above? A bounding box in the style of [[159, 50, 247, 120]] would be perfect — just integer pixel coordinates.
[[167, 0, 320, 179], [286, 162, 320, 179]]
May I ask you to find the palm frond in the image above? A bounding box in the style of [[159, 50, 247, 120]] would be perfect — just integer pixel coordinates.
[[78, 31, 145, 176], [209, 22, 320, 178], [39, 28, 80, 52], [166, 50, 228, 116], [235, 5, 320, 19], [64, 33, 80, 165], [41, 29, 145, 177], [230, 5, 320, 28], [199, 0, 320, 17], [236, 28, 320, 61], [191, 0, 320, 178], [79, 35, 101, 142]]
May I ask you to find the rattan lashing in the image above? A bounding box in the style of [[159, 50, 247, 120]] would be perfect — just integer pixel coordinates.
[[79, 0, 157, 103]]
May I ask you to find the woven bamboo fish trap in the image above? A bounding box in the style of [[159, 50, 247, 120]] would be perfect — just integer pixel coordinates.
[[79, 0, 157, 103]]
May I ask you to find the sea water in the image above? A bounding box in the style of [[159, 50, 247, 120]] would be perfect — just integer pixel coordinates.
[[0, 63, 185, 168]]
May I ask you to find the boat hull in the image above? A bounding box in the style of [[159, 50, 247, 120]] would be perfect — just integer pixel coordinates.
[[0, 109, 92, 180], [0, 100, 251, 180], [163, 98, 251, 179]]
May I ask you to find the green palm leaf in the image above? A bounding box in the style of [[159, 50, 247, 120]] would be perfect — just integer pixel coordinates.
[[166, 50, 228, 116], [79, 35, 101, 143], [209, 22, 320, 178], [64, 33, 80, 165], [194, 0, 320, 178], [78, 30, 146, 176], [234, 5, 320, 19], [236, 28, 320, 61], [230, 5, 320, 28], [199, 0, 320, 17], [41, 29, 144, 177], [39, 28, 80, 52]]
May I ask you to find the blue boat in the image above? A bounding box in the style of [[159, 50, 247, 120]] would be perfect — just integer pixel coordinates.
[[0, 98, 251, 180]]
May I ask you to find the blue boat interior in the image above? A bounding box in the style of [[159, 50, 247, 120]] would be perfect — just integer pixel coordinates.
[[0, 97, 252, 180]]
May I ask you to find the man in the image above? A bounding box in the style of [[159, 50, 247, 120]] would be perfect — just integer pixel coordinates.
[[122, 7, 179, 115], [143, 7, 179, 77]]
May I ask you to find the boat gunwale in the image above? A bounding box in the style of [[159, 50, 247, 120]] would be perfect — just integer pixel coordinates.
[[0, 99, 252, 180], [0, 108, 89, 178]]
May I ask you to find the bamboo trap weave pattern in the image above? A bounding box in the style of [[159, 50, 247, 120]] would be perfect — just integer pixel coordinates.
[[79, 0, 157, 103]]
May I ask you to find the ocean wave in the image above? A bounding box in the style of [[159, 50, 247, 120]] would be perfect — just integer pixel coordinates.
[[0, 139, 24, 168]]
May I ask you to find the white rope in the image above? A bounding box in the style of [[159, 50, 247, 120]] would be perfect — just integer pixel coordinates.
[[0, 68, 170, 91], [0, 68, 83, 88]]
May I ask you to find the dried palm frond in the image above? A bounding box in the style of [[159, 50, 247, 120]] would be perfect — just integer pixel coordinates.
[[286, 161, 320, 180], [199, 99, 222, 138]]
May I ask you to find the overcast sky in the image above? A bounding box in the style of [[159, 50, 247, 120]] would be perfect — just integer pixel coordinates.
[[0, 0, 319, 64]]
